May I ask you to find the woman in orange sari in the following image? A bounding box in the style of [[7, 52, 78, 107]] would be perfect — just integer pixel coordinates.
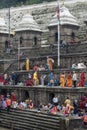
[[60, 72, 65, 87], [47, 56, 54, 70], [67, 72, 72, 87]]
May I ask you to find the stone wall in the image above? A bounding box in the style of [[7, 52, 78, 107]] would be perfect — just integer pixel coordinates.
[[0, 0, 87, 43], [0, 85, 87, 106], [0, 1, 87, 72]]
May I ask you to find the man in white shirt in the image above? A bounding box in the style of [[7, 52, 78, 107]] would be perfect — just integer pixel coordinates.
[[53, 96, 58, 106], [72, 71, 77, 87]]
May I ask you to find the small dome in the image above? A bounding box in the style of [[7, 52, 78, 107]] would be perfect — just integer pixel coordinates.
[[0, 17, 9, 34], [48, 6, 79, 27], [15, 14, 41, 32]]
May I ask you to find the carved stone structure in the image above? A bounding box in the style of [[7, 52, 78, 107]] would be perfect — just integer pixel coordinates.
[[0, 17, 10, 50], [48, 5, 79, 45], [0, 1, 87, 72], [0, 85, 87, 106], [15, 13, 42, 47]]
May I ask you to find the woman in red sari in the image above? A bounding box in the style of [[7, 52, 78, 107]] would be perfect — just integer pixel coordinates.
[[79, 72, 85, 87]]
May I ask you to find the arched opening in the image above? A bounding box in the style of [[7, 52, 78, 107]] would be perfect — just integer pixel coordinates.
[[20, 36, 23, 45], [34, 36, 37, 45], [71, 32, 75, 39], [24, 91, 29, 100], [5, 40, 9, 49], [49, 93, 55, 103], [71, 32, 76, 43]]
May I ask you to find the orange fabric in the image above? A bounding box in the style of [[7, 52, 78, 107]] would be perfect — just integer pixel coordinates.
[[33, 66, 38, 71], [83, 116, 87, 122], [60, 74, 65, 87], [67, 74, 72, 87], [69, 105, 74, 110], [49, 58, 54, 70], [51, 106, 57, 114], [29, 105, 33, 109], [6, 99, 11, 106]]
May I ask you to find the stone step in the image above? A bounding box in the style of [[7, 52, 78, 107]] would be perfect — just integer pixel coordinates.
[[0, 109, 62, 130]]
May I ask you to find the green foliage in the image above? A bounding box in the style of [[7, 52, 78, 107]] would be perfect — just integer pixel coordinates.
[[0, 0, 56, 9]]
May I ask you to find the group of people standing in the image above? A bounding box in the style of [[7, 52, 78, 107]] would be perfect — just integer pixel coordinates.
[[60, 71, 85, 88], [25, 70, 86, 88]]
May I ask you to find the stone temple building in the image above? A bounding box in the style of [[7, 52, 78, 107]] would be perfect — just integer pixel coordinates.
[[48, 5, 79, 45], [0, 16, 10, 51], [15, 13, 42, 47]]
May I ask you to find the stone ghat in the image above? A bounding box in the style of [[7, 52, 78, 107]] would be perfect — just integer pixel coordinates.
[[9, 68, 87, 84], [0, 85, 87, 106], [4, 42, 87, 72], [0, 109, 83, 130]]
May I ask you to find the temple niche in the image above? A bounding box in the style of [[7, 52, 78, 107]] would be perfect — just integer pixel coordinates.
[[15, 13, 42, 47], [48, 5, 79, 45]]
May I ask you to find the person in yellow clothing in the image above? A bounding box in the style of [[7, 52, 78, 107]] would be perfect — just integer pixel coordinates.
[[26, 58, 30, 71], [60, 72, 65, 87], [33, 71, 39, 86], [65, 97, 71, 107]]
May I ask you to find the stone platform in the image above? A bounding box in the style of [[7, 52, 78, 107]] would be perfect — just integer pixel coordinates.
[[0, 85, 87, 105]]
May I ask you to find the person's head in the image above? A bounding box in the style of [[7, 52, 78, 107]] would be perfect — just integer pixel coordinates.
[[67, 97, 69, 99]]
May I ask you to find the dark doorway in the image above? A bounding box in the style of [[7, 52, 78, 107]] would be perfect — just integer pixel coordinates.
[[24, 91, 29, 100], [49, 93, 55, 103], [34, 36, 37, 45], [71, 32, 75, 39], [5, 40, 9, 49], [20, 36, 23, 45]]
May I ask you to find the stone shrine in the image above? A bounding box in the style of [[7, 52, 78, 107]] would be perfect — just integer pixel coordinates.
[[15, 13, 42, 47], [48, 5, 79, 45]]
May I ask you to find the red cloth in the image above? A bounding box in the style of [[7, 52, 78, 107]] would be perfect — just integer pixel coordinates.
[[80, 72, 85, 87], [11, 94, 17, 102], [80, 101, 85, 109]]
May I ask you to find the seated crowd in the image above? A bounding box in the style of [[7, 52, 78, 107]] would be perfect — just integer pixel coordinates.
[[0, 93, 87, 118]]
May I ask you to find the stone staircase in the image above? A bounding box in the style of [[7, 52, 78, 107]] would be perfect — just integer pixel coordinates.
[[0, 109, 63, 130], [0, 108, 84, 130]]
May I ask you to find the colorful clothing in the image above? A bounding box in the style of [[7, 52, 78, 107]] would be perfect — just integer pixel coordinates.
[[26, 58, 30, 71], [67, 73, 72, 87], [79, 72, 85, 87], [60, 74, 65, 87], [33, 72, 39, 85], [49, 58, 54, 70], [47, 57, 54, 70], [65, 99, 71, 107]]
